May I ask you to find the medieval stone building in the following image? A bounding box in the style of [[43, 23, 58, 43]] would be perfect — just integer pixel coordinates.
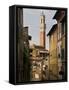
[[17, 8, 30, 82], [47, 10, 66, 80]]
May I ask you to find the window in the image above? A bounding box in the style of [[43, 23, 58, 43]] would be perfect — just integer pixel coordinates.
[[30, 54, 32, 57], [40, 53, 43, 57], [58, 46, 61, 59], [41, 19, 42, 23], [30, 49, 33, 52], [58, 53, 61, 58]]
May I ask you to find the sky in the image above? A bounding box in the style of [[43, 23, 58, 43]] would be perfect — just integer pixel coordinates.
[[23, 8, 57, 50]]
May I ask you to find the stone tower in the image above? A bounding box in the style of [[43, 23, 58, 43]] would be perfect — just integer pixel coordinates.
[[40, 11, 46, 48]]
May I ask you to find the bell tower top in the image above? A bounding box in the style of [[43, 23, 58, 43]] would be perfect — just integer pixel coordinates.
[[40, 11, 46, 31], [41, 11, 44, 16]]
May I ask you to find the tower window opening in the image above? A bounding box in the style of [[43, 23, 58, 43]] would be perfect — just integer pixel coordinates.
[[41, 19, 42, 23]]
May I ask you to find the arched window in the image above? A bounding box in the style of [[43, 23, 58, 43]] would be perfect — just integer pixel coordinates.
[[41, 19, 42, 23]]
